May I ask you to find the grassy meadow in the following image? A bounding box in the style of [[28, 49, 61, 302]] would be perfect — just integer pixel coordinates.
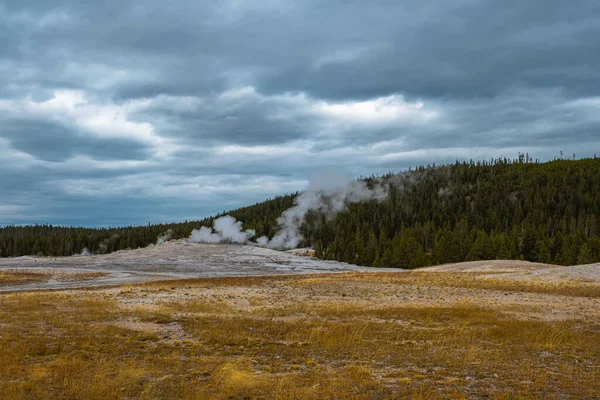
[[0, 272, 598, 399]]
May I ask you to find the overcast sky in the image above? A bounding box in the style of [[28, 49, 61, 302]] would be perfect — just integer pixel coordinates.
[[1, 0, 599, 226]]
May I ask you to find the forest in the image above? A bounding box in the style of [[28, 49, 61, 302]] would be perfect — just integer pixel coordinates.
[[2, 156, 600, 268]]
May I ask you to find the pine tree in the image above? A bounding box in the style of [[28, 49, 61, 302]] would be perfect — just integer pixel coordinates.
[[314, 239, 324, 258], [493, 234, 511, 259], [536, 240, 552, 264], [520, 227, 538, 261], [409, 246, 427, 269], [363, 232, 379, 266], [432, 230, 460, 264], [577, 243, 594, 265], [379, 247, 393, 268], [467, 231, 494, 261]]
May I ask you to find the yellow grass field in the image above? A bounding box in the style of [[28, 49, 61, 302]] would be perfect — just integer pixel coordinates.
[[1, 271, 599, 399]]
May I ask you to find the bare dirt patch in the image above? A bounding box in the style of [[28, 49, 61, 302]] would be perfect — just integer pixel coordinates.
[[105, 317, 192, 344]]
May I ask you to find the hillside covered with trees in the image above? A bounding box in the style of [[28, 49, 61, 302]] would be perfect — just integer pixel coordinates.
[[2, 156, 600, 268]]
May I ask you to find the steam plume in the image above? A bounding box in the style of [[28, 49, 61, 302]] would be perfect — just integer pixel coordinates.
[[188, 174, 388, 250], [98, 234, 119, 253], [257, 178, 387, 249], [77, 247, 91, 256], [156, 229, 173, 245], [188, 215, 256, 244]]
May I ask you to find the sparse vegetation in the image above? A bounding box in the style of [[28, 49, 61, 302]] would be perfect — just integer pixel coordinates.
[[0, 270, 107, 286], [0, 271, 49, 286], [1, 271, 598, 399]]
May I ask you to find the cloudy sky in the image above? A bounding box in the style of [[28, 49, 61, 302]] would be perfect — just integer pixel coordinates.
[[1, 0, 599, 226]]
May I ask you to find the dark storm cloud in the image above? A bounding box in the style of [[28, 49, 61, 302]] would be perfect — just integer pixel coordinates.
[[126, 90, 311, 145], [1, 119, 152, 162], [1, 0, 599, 225], [3, 0, 600, 100], [258, 0, 600, 100]]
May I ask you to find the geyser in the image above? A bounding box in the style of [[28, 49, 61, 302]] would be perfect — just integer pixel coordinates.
[[187, 176, 388, 250]]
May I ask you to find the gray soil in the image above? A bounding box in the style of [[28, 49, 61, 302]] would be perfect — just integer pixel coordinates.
[[0, 240, 386, 291], [3, 240, 598, 292], [424, 259, 600, 284]]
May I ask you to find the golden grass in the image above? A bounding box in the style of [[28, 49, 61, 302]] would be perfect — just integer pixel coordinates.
[[0, 270, 108, 286], [0, 272, 598, 399], [0, 271, 50, 285]]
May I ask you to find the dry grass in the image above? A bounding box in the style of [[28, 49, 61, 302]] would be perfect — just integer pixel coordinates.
[[0, 270, 108, 286], [0, 271, 50, 286], [0, 271, 598, 399], [325, 271, 600, 298]]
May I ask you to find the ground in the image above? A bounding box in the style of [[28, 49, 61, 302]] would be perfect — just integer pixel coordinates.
[[0, 244, 599, 399], [0, 241, 377, 291]]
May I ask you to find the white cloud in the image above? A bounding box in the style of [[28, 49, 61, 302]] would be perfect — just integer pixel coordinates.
[[378, 146, 544, 163], [47, 155, 154, 173], [313, 45, 389, 69], [62, 62, 156, 91], [564, 96, 600, 117], [50, 172, 307, 199], [214, 87, 438, 126], [0, 90, 180, 159], [217, 142, 309, 156], [313, 95, 439, 124]]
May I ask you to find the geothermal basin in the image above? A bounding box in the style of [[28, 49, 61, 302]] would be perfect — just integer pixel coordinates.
[[0, 240, 387, 291]]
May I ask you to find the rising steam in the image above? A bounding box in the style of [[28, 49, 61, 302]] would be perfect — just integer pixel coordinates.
[[187, 175, 388, 250], [189, 215, 256, 244], [156, 229, 173, 245], [77, 247, 91, 257]]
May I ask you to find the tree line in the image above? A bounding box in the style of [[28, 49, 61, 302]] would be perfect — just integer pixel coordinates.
[[2, 156, 599, 268], [306, 157, 600, 267], [0, 195, 295, 258]]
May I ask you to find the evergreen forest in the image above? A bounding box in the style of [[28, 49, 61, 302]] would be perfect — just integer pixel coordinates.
[[2, 156, 600, 268]]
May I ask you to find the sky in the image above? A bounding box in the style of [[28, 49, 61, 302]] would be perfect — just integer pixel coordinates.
[[1, 0, 599, 226]]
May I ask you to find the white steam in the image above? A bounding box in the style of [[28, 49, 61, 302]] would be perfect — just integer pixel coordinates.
[[98, 234, 119, 253], [77, 247, 91, 256], [187, 174, 388, 250], [188, 215, 256, 244], [156, 229, 173, 245], [257, 178, 387, 249]]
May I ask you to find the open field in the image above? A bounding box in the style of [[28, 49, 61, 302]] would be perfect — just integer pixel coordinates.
[[1, 253, 599, 399]]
